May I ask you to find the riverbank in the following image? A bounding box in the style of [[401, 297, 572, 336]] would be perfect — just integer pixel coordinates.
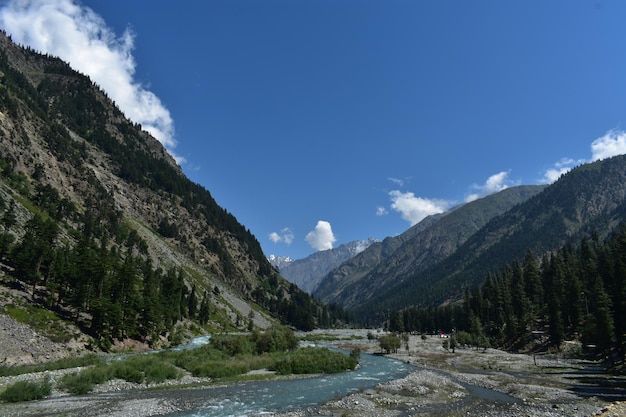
[[1, 330, 626, 416], [288, 332, 626, 417]]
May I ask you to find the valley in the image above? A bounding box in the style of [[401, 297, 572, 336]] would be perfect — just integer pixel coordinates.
[[1, 330, 625, 417], [0, 17, 626, 417]]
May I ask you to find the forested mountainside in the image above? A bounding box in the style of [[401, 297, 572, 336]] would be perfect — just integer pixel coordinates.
[[392, 225, 626, 364], [353, 155, 626, 323], [0, 32, 341, 349], [314, 185, 546, 308], [277, 238, 378, 294]]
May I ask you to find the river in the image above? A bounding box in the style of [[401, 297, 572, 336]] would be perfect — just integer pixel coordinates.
[[3, 334, 619, 417], [103, 336, 415, 417], [163, 349, 413, 417]]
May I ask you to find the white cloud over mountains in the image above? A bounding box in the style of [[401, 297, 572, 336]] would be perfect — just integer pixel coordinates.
[[0, 0, 181, 162], [540, 129, 626, 184], [540, 157, 583, 184], [465, 171, 517, 203], [591, 130, 626, 161], [305, 221, 336, 251], [388, 190, 450, 226], [384, 171, 517, 226], [385, 129, 626, 228]]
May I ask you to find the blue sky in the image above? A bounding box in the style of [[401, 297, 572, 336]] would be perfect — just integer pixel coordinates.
[[1, 0, 626, 259]]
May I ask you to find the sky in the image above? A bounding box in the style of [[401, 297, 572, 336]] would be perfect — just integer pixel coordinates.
[[1, 0, 626, 260]]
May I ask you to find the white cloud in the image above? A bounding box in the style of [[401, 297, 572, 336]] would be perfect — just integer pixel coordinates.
[[389, 190, 450, 226], [540, 129, 626, 184], [539, 157, 581, 184], [0, 0, 182, 163], [376, 206, 388, 216], [591, 130, 626, 161], [305, 221, 336, 251], [268, 232, 281, 243], [282, 229, 295, 245], [465, 171, 517, 202], [387, 177, 404, 187], [269, 228, 294, 245]]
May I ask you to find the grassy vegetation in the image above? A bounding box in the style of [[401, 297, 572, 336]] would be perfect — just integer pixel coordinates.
[[300, 333, 365, 342], [0, 378, 51, 402], [0, 354, 103, 377], [2, 326, 361, 402], [274, 346, 359, 375], [3, 302, 78, 343], [60, 354, 183, 395]]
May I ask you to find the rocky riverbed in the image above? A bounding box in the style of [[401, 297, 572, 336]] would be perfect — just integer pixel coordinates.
[[1, 328, 626, 417], [276, 331, 626, 417]]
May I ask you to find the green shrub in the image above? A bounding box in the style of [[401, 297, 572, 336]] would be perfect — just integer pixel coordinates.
[[120, 355, 182, 383], [210, 334, 255, 356], [0, 354, 102, 377], [143, 361, 181, 383], [59, 372, 96, 395], [111, 362, 143, 384], [188, 361, 248, 378], [59, 354, 182, 394], [60, 366, 112, 394], [251, 325, 298, 354], [274, 347, 357, 375], [0, 379, 51, 402], [379, 334, 401, 353]]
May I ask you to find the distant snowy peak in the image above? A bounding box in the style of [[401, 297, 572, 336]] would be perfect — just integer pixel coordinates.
[[268, 254, 294, 270], [275, 237, 380, 294], [350, 237, 379, 255]]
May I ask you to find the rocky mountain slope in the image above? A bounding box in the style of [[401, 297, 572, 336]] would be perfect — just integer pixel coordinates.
[[0, 32, 333, 349], [276, 238, 379, 293], [314, 185, 545, 308], [347, 155, 626, 320]]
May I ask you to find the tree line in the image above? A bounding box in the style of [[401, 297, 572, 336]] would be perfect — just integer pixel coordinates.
[[388, 225, 626, 364]]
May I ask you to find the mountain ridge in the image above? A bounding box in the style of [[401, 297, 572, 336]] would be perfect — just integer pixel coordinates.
[[0, 32, 335, 348], [351, 156, 626, 320], [314, 185, 546, 308], [275, 238, 379, 293]]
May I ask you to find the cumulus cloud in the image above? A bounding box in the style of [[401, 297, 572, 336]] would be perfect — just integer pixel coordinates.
[[540, 129, 626, 184], [591, 130, 626, 161], [305, 221, 336, 251], [376, 206, 388, 216], [389, 190, 450, 226], [0, 0, 182, 162], [269, 228, 294, 245], [465, 171, 517, 202]]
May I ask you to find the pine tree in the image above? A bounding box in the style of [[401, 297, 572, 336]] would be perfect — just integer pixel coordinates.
[[12, 214, 59, 298], [198, 291, 211, 325], [544, 254, 565, 349], [187, 284, 198, 319], [388, 310, 404, 333], [582, 275, 615, 361], [523, 250, 543, 314]]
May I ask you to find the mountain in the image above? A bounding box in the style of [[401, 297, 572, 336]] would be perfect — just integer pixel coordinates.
[[267, 254, 294, 270], [0, 32, 335, 348], [277, 238, 379, 293], [348, 156, 626, 322], [314, 185, 546, 308]]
